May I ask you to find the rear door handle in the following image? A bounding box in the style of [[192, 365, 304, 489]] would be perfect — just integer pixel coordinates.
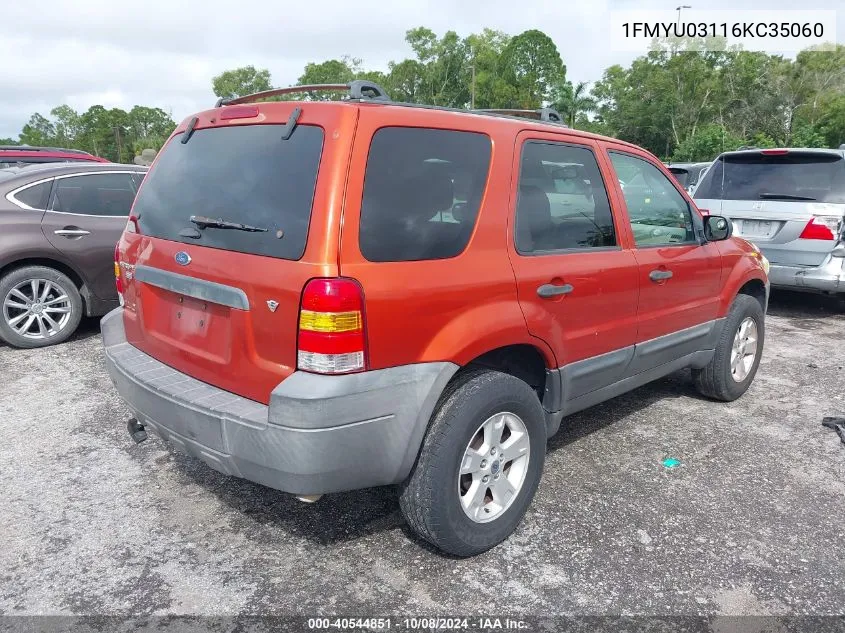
[[649, 269, 673, 282], [54, 229, 91, 237], [537, 283, 574, 298]]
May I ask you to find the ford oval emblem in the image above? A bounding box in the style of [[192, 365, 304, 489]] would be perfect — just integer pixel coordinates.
[[175, 251, 191, 266]]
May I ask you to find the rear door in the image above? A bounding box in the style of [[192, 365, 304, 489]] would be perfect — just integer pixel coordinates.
[[606, 149, 723, 349], [41, 171, 138, 300], [119, 104, 355, 403], [694, 151, 845, 265], [506, 133, 640, 397]]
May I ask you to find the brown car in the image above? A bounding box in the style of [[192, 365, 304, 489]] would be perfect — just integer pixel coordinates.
[[0, 163, 147, 348]]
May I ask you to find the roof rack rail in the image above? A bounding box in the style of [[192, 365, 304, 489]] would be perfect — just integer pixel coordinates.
[[0, 145, 93, 155], [215, 80, 391, 107], [474, 108, 568, 125]]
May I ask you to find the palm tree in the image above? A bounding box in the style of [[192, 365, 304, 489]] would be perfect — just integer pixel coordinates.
[[553, 81, 596, 128]]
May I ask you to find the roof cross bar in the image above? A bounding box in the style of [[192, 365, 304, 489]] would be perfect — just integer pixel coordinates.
[[214, 80, 391, 107]]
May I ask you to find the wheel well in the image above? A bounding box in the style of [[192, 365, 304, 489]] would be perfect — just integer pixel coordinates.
[[737, 279, 767, 312], [464, 344, 548, 400], [0, 258, 87, 302]]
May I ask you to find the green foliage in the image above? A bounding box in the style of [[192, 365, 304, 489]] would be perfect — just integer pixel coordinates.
[[211, 65, 272, 99], [19, 113, 56, 146], [671, 124, 745, 162], [9, 104, 175, 162], [499, 29, 565, 108], [11, 31, 845, 166], [552, 81, 595, 128], [0, 138, 16, 145]]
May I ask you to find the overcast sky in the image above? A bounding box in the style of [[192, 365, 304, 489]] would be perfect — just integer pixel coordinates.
[[1, 0, 841, 140]]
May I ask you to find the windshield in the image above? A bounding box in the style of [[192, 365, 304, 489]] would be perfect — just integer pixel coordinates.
[[134, 123, 324, 260], [694, 153, 845, 204]]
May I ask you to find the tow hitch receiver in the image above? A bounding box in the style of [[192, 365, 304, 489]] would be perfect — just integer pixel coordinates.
[[127, 417, 148, 444]]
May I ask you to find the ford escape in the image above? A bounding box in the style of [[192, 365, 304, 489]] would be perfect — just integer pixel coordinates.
[[103, 81, 770, 556]]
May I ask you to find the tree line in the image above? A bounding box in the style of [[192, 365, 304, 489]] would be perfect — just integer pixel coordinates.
[[1, 105, 176, 163], [4, 27, 844, 163]]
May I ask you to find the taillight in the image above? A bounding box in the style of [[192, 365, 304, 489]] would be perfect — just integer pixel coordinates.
[[125, 214, 139, 233], [114, 243, 123, 296], [799, 216, 840, 241], [297, 278, 367, 375]]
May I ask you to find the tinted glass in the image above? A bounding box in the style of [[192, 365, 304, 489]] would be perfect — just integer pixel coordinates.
[[609, 152, 695, 246], [135, 124, 324, 260], [695, 153, 845, 204], [516, 141, 616, 253], [668, 167, 690, 188], [359, 127, 491, 262], [51, 173, 137, 216], [131, 172, 146, 190], [14, 181, 51, 209]]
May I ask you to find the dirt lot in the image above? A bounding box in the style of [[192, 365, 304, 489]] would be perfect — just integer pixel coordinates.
[[1, 291, 844, 622]]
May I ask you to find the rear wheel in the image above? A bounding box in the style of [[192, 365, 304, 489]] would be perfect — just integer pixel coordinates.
[[693, 294, 764, 401], [0, 266, 82, 348], [399, 369, 546, 557]]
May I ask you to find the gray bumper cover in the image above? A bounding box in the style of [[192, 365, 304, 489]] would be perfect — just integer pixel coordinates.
[[767, 253, 844, 293], [101, 308, 458, 495]]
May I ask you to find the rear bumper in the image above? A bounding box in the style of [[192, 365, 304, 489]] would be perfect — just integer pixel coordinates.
[[101, 308, 458, 495], [767, 252, 845, 293]]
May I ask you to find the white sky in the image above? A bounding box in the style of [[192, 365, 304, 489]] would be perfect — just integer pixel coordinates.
[[1, 0, 841, 139]]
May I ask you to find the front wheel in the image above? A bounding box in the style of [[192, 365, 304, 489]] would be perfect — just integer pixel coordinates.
[[399, 369, 546, 557], [693, 294, 765, 401]]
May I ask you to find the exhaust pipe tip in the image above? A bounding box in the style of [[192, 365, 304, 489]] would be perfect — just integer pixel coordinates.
[[296, 494, 323, 504], [127, 417, 148, 444]]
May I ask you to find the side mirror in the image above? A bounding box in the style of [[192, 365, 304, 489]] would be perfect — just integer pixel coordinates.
[[704, 215, 733, 241]]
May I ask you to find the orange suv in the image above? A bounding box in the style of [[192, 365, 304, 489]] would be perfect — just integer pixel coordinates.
[[103, 81, 769, 556]]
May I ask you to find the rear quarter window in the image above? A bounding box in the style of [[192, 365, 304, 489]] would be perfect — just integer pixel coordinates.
[[12, 180, 52, 209], [358, 127, 492, 262]]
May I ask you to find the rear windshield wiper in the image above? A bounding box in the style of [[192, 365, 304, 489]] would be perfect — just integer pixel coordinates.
[[189, 215, 268, 232], [759, 192, 817, 201]]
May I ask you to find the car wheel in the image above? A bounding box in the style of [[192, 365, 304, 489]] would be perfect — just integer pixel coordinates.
[[0, 266, 83, 349], [399, 369, 546, 557], [692, 294, 765, 402]]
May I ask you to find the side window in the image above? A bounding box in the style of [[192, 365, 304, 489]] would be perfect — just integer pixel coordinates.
[[515, 141, 616, 254], [131, 172, 146, 190], [12, 181, 52, 210], [50, 173, 137, 217], [609, 152, 695, 246], [359, 127, 492, 262]]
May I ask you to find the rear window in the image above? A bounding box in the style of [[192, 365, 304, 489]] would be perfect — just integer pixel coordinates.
[[134, 124, 324, 260], [695, 153, 845, 204], [359, 127, 492, 262], [668, 168, 690, 188]]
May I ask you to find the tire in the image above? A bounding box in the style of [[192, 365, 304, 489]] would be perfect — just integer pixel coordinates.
[[399, 369, 546, 557], [692, 294, 765, 402], [0, 266, 83, 349]]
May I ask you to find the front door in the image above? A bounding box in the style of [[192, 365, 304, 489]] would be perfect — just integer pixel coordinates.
[[41, 171, 138, 300], [605, 149, 723, 355], [506, 133, 640, 400]]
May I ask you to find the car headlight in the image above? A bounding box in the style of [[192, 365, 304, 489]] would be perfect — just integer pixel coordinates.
[[760, 254, 770, 275]]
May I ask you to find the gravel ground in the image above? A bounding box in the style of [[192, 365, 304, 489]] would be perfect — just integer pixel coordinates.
[[1, 290, 844, 624]]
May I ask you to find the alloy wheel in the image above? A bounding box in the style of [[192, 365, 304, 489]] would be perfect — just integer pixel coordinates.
[[458, 411, 531, 523], [2, 279, 73, 341]]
